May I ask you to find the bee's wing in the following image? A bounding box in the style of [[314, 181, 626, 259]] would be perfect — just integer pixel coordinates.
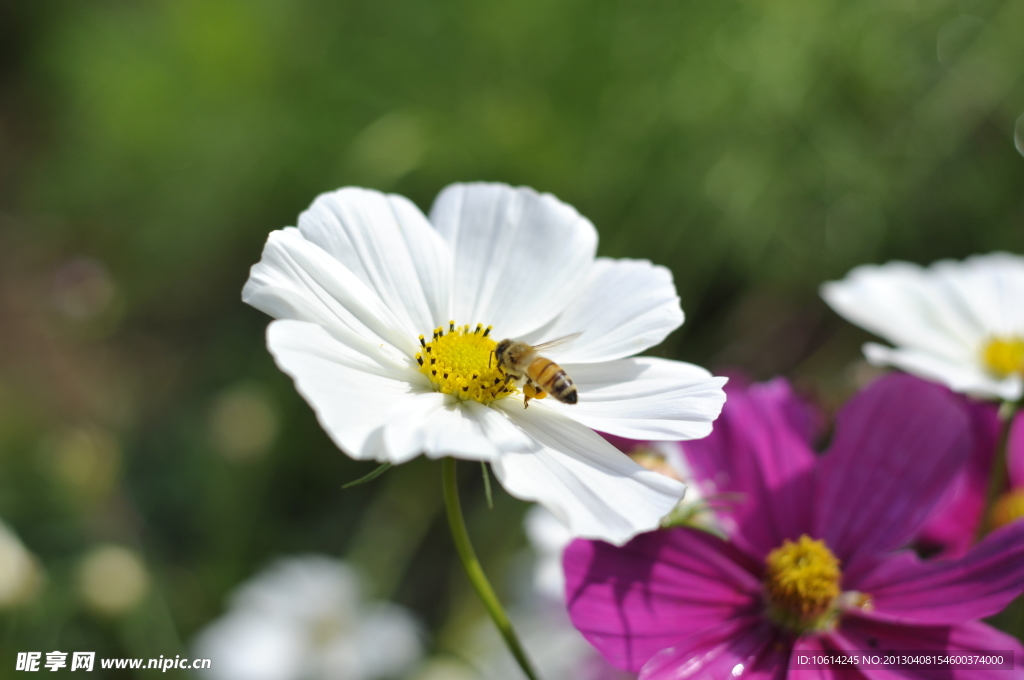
[[531, 332, 583, 354]]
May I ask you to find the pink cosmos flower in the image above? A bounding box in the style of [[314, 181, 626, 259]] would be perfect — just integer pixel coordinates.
[[564, 374, 1024, 678], [991, 413, 1024, 530], [913, 398, 1000, 558], [914, 403, 1024, 556]]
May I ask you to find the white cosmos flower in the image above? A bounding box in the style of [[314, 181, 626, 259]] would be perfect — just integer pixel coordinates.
[[243, 182, 727, 545], [822, 252, 1024, 401], [192, 556, 421, 680]]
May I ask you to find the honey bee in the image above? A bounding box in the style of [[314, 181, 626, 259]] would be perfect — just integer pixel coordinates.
[[493, 333, 582, 407]]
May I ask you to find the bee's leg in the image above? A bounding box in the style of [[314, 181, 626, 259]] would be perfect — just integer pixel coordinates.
[[532, 382, 547, 400], [523, 382, 537, 409]]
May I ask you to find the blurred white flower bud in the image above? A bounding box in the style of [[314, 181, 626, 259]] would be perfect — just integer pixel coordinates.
[[78, 545, 149, 616], [47, 427, 120, 502], [0, 520, 43, 607], [208, 384, 278, 462]]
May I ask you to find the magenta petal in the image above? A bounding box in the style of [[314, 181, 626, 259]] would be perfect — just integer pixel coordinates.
[[564, 528, 763, 672], [832, 614, 1024, 680], [1008, 410, 1024, 489], [776, 384, 827, 447], [638, 616, 789, 680], [684, 378, 817, 557], [915, 399, 1000, 558], [850, 519, 1024, 625], [813, 374, 972, 578]]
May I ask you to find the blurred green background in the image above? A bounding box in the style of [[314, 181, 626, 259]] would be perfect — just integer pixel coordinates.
[[1, 0, 1022, 675]]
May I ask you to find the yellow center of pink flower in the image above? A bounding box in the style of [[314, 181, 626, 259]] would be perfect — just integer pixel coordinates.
[[982, 336, 1024, 379], [991, 489, 1024, 529], [415, 321, 515, 405], [763, 535, 842, 633]]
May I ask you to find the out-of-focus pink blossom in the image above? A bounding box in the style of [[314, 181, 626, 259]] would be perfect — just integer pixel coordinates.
[[991, 412, 1024, 529], [914, 398, 1000, 557], [564, 375, 1024, 679]]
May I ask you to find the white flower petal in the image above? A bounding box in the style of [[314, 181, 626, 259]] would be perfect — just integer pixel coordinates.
[[865, 342, 1022, 401], [933, 252, 1024, 337], [297, 188, 452, 336], [542, 357, 728, 441], [521, 258, 684, 363], [491, 402, 685, 545], [383, 393, 500, 463], [266, 320, 425, 461], [821, 261, 979, 362], [244, 229, 420, 357], [428, 183, 597, 337], [463, 401, 539, 454]]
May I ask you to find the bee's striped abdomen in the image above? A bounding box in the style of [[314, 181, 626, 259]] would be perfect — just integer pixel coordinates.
[[527, 357, 578, 404]]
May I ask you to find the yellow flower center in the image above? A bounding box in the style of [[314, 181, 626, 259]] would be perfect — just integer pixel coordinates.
[[982, 336, 1024, 378], [764, 535, 842, 633], [991, 489, 1024, 530], [415, 321, 516, 405]]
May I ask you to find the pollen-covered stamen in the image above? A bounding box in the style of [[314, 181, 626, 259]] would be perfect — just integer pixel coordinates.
[[764, 535, 842, 633], [991, 489, 1024, 529], [415, 321, 515, 405], [982, 336, 1024, 378]]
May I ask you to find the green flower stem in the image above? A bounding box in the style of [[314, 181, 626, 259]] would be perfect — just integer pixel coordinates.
[[977, 400, 1020, 540], [342, 461, 392, 489], [441, 457, 541, 680]]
